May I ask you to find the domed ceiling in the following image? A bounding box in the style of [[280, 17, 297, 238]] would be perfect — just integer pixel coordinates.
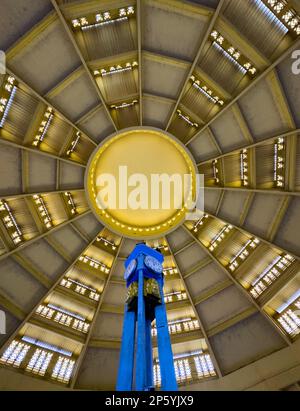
[[0, 0, 300, 391]]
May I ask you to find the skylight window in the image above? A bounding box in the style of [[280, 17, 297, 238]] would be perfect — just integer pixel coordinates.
[[189, 75, 224, 106], [153, 364, 161, 387], [255, 0, 289, 33], [94, 61, 138, 77], [240, 149, 249, 186], [192, 213, 209, 233], [64, 192, 77, 215], [174, 359, 192, 383], [276, 290, 300, 337], [176, 109, 199, 128], [72, 6, 135, 30], [32, 107, 53, 147], [110, 99, 138, 110], [209, 224, 233, 252], [153, 351, 216, 387], [26, 349, 53, 376], [229, 238, 260, 272], [35, 303, 90, 333], [212, 159, 220, 184], [97, 236, 117, 250], [22, 336, 72, 356], [51, 356, 75, 383], [210, 31, 257, 76], [0, 76, 17, 128], [60, 277, 100, 301], [151, 318, 199, 337], [0, 340, 30, 367], [164, 290, 187, 303], [260, 0, 300, 35], [66, 131, 80, 156], [32, 195, 52, 229], [250, 254, 295, 298], [274, 137, 285, 188], [0, 200, 23, 245], [194, 354, 216, 378], [78, 254, 110, 273], [163, 266, 178, 276]]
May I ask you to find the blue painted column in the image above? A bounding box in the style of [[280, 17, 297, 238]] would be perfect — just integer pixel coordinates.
[[117, 244, 177, 391], [155, 280, 178, 391], [116, 307, 136, 390], [145, 318, 154, 389], [135, 256, 147, 391]]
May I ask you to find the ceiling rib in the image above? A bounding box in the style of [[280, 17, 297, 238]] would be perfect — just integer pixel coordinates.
[[70, 237, 124, 388], [266, 196, 291, 243], [182, 225, 291, 346], [206, 307, 257, 338], [197, 128, 300, 165], [0, 133, 87, 169], [208, 205, 300, 261], [204, 186, 300, 198], [5, 68, 97, 148], [165, 236, 223, 378], [186, 38, 300, 146], [50, 0, 118, 132], [165, 0, 225, 131], [0, 289, 26, 321], [0, 189, 84, 202], [0, 210, 92, 263]]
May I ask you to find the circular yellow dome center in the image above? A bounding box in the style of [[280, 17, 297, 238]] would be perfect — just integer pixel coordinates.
[[85, 127, 197, 239]]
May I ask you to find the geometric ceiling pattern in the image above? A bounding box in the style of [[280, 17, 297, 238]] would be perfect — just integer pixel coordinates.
[[0, 0, 300, 390]]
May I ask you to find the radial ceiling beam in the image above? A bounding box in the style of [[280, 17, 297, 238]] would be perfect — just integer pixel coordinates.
[[238, 192, 255, 226], [198, 129, 300, 166], [203, 184, 300, 198], [207, 127, 223, 155], [193, 279, 232, 306], [70, 237, 124, 388], [0, 188, 84, 202], [143, 49, 190, 69], [206, 307, 258, 338], [267, 70, 296, 130], [0, 210, 92, 263], [5, 67, 97, 148], [0, 289, 26, 321], [186, 37, 300, 146], [268, 70, 298, 193], [266, 196, 291, 242], [216, 15, 271, 69], [182, 256, 212, 280], [206, 209, 300, 262], [231, 104, 254, 144], [50, 0, 118, 131], [12, 253, 52, 289], [286, 134, 298, 192], [260, 261, 300, 308], [44, 66, 85, 100], [143, 92, 177, 105], [165, 0, 225, 130], [182, 225, 291, 346], [165, 236, 223, 378]]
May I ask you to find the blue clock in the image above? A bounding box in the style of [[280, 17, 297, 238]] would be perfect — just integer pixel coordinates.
[[124, 259, 137, 280], [144, 255, 163, 274]]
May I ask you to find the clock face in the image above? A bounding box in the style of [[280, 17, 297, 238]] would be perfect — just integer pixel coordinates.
[[124, 259, 137, 280], [144, 255, 163, 274]]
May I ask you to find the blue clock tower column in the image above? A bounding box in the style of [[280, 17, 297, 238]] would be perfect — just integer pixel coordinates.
[[116, 243, 178, 391]]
